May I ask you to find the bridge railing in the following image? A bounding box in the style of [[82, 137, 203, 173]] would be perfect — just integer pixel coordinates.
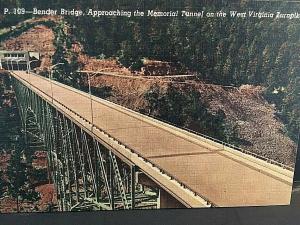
[[143, 115, 294, 171]]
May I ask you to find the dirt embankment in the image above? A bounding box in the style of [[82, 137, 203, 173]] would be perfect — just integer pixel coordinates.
[[207, 84, 296, 166], [0, 182, 56, 213], [0, 185, 56, 213], [90, 75, 297, 166], [1, 24, 55, 70], [71, 40, 133, 75], [0, 153, 56, 212]]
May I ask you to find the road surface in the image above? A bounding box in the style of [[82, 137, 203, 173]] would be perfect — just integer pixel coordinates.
[[11, 71, 294, 207]]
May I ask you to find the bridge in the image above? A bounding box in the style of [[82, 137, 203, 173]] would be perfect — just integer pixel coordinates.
[[4, 70, 294, 211]]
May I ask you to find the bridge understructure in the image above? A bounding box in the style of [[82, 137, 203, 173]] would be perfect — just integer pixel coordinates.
[[12, 78, 160, 211]]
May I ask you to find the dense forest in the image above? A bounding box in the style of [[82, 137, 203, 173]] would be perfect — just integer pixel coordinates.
[[0, 0, 299, 141], [0, 74, 41, 212]]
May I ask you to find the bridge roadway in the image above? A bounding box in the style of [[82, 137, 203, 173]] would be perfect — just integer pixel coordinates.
[[11, 71, 294, 208]]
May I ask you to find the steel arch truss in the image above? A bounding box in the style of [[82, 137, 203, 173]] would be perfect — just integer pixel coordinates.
[[11, 77, 158, 211]]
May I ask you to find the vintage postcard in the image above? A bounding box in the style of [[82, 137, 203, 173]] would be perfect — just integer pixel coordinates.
[[0, 0, 299, 213]]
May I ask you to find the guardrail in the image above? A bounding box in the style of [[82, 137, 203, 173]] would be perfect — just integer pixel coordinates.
[[145, 115, 294, 171]]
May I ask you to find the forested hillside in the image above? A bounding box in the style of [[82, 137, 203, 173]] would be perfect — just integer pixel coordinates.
[[0, 0, 299, 140], [65, 1, 300, 141]]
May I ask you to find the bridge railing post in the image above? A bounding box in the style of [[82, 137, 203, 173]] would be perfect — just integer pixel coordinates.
[[88, 73, 94, 131], [49, 63, 65, 104]]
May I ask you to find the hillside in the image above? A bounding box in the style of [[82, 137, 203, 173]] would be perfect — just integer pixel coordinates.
[[0, 24, 55, 70], [89, 75, 297, 166], [0, 17, 297, 168], [0, 73, 57, 212]]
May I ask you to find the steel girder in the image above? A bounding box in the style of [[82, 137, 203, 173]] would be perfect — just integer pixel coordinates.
[[10, 77, 159, 211]]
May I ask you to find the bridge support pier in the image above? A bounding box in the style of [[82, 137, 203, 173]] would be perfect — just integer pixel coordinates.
[[159, 189, 185, 209], [131, 166, 136, 209], [137, 172, 185, 209]]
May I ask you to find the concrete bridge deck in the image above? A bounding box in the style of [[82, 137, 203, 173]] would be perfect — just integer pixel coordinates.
[[10, 71, 294, 208]]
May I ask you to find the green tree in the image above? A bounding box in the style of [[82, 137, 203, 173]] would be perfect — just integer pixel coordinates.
[[144, 84, 235, 142], [7, 139, 40, 212], [0, 170, 7, 198]]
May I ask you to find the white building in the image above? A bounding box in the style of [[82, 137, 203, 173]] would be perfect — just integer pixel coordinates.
[[0, 50, 40, 71]]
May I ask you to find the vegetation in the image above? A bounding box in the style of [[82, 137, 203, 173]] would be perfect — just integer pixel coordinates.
[[0, 14, 30, 29], [0, 75, 40, 211], [51, 21, 84, 89], [0, 170, 6, 198], [0, 0, 30, 30], [7, 141, 40, 211], [0, 75, 20, 151], [50, 21, 114, 98], [0, 20, 56, 43], [143, 84, 238, 143], [64, 0, 299, 141]]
